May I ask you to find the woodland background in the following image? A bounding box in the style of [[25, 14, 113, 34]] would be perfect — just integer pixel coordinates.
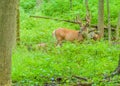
[[11, 0, 120, 85]]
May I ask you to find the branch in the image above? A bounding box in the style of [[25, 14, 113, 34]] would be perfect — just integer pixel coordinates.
[[30, 15, 80, 24], [72, 75, 88, 81], [30, 15, 116, 31]]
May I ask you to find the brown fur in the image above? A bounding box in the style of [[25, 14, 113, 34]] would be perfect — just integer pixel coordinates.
[[53, 28, 84, 46]]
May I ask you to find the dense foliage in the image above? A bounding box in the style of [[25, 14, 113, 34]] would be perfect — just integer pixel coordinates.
[[12, 0, 120, 85]]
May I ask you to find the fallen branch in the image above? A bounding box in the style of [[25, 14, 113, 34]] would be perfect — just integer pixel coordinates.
[[72, 75, 93, 86], [30, 15, 116, 31], [72, 75, 88, 81], [76, 82, 93, 86], [30, 15, 81, 24]]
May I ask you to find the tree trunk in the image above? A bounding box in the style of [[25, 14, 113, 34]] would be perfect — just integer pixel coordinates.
[[116, 12, 120, 40], [16, 0, 20, 45], [70, 0, 72, 10], [0, 0, 17, 85], [106, 0, 111, 43], [98, 0, 104, 38]]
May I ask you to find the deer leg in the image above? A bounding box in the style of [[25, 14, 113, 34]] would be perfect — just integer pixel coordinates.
[[56, 40, 62, 47], [55, 37, 63, 46]]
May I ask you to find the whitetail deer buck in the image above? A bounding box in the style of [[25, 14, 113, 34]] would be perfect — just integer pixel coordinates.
[[52, 28, 85, 46], [52, 15, 90, 46]]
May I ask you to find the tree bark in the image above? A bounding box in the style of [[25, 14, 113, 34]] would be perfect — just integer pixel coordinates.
[[16, 0, 20, 45], [98, 0, 104, 38], [0, 0, 17, 86], [116, 12, 120, 40], [70, 0, 72, 10], [106, 0, 111, 43]]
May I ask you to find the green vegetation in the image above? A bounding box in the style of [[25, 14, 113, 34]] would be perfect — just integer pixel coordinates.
[[12, 0, 120, 85]]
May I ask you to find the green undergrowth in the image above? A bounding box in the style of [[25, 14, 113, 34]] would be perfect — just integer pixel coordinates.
[[12, 0, 120, 85], [12, 41, 120, 85]]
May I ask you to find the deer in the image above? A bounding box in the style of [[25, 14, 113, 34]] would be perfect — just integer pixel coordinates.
[[52, 15, 90, 46], [52, 28, 84, 46]]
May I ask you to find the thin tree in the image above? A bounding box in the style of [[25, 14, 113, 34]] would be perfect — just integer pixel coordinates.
[[70, 0, 72, 10], [98, 0, 104, 38], [106, 0, 111, 43], [116, 12, 120, 40], [0, 0, 17, 85], [16, 0, 20, 45]]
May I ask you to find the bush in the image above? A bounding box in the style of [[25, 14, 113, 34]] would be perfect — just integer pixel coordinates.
[[20, 0, 36, 12]]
